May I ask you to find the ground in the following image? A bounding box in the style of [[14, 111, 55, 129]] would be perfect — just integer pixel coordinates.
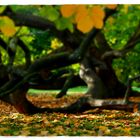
[[0, 92, 140, 136]]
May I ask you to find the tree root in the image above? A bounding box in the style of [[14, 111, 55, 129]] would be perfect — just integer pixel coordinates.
[[29, 95, 138, 114]]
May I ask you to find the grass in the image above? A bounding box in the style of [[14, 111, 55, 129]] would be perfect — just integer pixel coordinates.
[[132, 86, 140, 92], [28, 86, 88, 96], [28, 86, 140, 96]]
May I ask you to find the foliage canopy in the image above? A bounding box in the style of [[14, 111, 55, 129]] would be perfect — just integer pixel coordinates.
[[0, 5, 140, 83]]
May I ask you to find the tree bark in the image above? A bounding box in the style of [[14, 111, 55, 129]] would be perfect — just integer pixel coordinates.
[[79, 57, 107, 99]]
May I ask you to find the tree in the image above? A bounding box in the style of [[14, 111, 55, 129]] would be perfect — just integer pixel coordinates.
[[0, 5, 140, 114]]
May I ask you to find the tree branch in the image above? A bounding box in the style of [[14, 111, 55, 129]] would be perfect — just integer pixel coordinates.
[[0, 37, 15, 65], [17, 38, 31, 68], [0, 8, 117, 99], [70, 9, 117, 61], [27, 52, 72, 73], [0, 72, 38, 97], [95, 31, 112, 53], [2, 6, 82, 51], [2, 6, 55, 31]]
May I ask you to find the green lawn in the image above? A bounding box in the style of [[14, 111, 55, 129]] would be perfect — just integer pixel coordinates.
[[28, 86, 88, 96], [28, 86, 140, 96], [132, 86, 140, 92]]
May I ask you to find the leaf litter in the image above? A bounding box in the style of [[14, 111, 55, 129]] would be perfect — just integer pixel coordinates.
[[0, 93, 140, 136]]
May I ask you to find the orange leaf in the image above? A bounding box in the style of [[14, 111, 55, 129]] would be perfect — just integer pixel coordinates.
[[60, 5, 77, 18], [106, 4, 117, 9], [77, 15, 94, 33], [75, 5, 88, 23], [95, 19, 104, 29], [92, 15, 104, 29], [91, 6, 105, 20]]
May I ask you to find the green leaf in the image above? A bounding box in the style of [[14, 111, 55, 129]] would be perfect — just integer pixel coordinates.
[[0, 6, 6, 14], [40, 6, 60, 21], [55, 17, 74, 32], [0, 17, 5, 26]]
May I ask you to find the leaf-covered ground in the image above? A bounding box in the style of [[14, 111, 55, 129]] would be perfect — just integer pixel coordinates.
[[0, 93, 140, 136]]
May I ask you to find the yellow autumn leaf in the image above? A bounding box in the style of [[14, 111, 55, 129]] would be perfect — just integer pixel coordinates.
[[90, 6, 105, 29], [92, 15, 104, 29], [77, 15, 94, 33], [91, 6, 105, 20], [75, 5, 88, 23], [106, 4, 117, 9], [0, 16, 16, 37], [60, 5, 77, 18]]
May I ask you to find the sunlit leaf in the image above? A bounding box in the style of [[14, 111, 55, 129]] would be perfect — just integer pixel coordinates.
[[0, 16, 16, 37], [60, 5, 77, 18]]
